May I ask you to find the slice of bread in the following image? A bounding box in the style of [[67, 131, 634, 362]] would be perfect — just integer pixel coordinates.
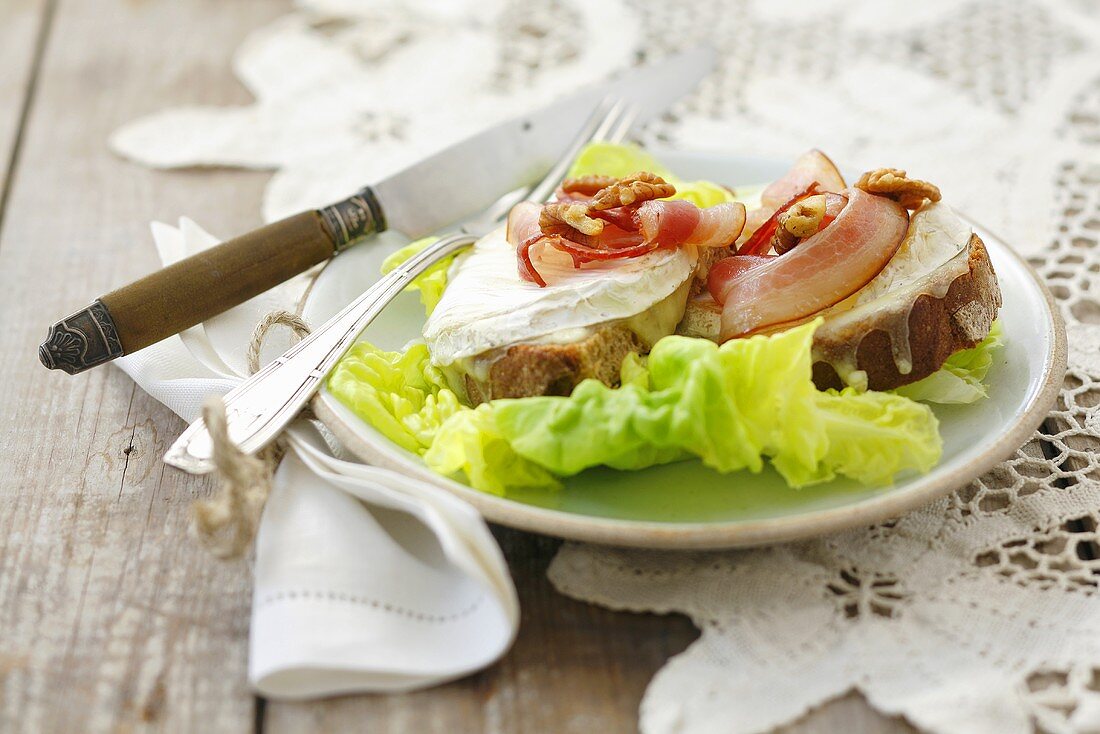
[[459, 245, 731, 403], [676, 233, 1002, 391], [811, 233, 1000, 391], [464, 323, 644, 403]]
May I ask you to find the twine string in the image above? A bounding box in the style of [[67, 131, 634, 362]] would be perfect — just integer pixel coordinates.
[[189, 310, 311, 558]]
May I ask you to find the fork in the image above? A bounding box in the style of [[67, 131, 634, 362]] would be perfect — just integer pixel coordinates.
[[164, 100, 639, 474]]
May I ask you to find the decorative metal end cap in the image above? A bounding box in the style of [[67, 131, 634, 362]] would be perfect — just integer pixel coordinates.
[[318, 186, 386, 252], [39, 300, 124, 374]]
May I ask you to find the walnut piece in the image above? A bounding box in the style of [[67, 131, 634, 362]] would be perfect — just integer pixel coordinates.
[[780, 195, 827, 238], [773, 194, 828, 254], [771, 227, 798, 255], [540, 201, 604, 239], [590, 172, 676, 211], [855, 168, 941, 210], [560, 174, 618, 197], [539, 171, 676, 243]]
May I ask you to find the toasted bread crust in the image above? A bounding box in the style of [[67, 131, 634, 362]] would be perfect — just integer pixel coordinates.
[[811, 233, 1001, 391], [465, 324, 644, 403]]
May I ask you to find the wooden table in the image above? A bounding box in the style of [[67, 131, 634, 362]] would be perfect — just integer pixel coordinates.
[[0, 1, 915, 731]]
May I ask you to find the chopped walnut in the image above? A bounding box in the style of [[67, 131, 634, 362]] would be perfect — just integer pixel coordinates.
[[560, 174, 618, 197], [539, 201, 604, 240], [773, 194, 828, 254], [590, 172, 676, 211], [771, 227, 797, 255], [856, 168, 941, 210], [781, 195, 827, 238]]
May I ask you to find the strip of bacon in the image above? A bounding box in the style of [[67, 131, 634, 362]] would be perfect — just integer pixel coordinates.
[[740, 190, 850, 257], [714, 188, 909, 341], [516, 235, 549, 287], [637, 200, 747, 248], [738, 149, 847, 246], [507, 201, 542, 243], [706, 254, 776, 303], [590, 206, 640, 232], [508, 182, 746, 287], [507, 202, 652, 283], [551, 237, 657, 262], [589, 222, 645, 250], [818, 192, 847, 229], [738, 185, 819, 256], [508, 202, 551, 285], [759, 149, 846, 211]]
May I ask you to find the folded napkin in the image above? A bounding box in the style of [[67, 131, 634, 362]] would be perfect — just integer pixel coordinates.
[[117, 219, 518, 699]]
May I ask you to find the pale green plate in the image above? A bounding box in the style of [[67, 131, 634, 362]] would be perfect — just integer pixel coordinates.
[[306, 151, 1065, 549]]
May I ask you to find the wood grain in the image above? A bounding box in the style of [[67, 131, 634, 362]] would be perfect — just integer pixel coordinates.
[[0, 0, 286, 731], [0, 0, 51, 204]]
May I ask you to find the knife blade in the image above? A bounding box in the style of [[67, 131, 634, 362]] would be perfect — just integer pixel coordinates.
[[375, 47, 715, 238], [39, 47, 716, 375]]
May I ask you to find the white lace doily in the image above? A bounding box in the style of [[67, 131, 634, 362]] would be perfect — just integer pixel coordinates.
[[112, 1, 1100, 732]]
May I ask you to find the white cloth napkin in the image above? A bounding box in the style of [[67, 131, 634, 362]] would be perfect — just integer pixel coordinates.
[[117, 218, 519, 700]]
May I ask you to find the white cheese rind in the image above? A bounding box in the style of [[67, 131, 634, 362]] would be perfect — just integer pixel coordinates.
[[423, 227, 696, 366], [850, 201, 971, 305]]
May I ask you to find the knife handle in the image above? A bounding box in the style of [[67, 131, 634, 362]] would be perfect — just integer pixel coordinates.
[[39, 189, 385, 374]]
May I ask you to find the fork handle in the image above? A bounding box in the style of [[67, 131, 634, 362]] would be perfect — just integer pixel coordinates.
[[163, 232, 476, 474], [39, 189, 385, 375]]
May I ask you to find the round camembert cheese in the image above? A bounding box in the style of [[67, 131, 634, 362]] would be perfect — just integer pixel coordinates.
[[423, 226, 696, 367]]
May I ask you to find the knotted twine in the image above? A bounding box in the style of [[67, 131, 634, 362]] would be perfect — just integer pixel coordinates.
[[189, 310, 311, 559]]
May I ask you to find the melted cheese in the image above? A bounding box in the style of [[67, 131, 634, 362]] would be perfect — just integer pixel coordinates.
[[813, 202, 976, 387], [424, 227, 696, 366]]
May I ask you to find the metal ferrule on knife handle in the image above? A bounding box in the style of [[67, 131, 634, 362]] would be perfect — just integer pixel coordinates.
[[39, 188, 385, 374], [318, 187, 386, 252]]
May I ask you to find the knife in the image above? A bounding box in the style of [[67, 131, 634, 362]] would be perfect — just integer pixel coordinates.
[[38, 47, 716, 375]]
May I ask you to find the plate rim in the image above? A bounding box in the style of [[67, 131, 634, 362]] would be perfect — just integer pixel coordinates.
[[309, 159, 1068, 550]]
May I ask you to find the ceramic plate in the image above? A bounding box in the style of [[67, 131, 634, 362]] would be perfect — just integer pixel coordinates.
[[305, 151, 1066, 549]]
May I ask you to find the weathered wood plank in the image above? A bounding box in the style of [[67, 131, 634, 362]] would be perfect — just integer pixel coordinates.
[[0, 0, 50, 202], [0, 0, 287, 731]]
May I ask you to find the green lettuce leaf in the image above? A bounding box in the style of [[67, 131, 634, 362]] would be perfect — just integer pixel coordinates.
[[329, 341, 559, 494], [327, 341, 463, 455], [568, 142, 737, 208], [332, 319, 942, 493], [423, 405, 561, 496], [568, 142, 673, 179], [491, 380, 688, 475], [799, 389, 943, 486], [380, 236, 455, 316], [492, 320, 942, 488], [894, 321, 1004, 404], [619, 351, 650, 389]]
